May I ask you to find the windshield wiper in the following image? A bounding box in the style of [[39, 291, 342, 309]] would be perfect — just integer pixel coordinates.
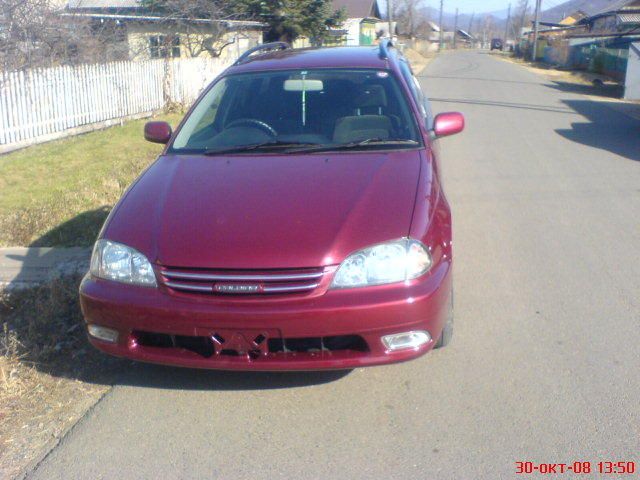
[[285, 138, 419, 154], [203, 141, 319, 156]]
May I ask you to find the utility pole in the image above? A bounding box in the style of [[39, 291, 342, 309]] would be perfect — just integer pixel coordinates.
[[453, 8, 459, 49], [388, 0, 394, 40], [468, 12, 475, 43], [438, 0, 444, 51], [504, 3, 511, 42], [531, 0, 541, 61]]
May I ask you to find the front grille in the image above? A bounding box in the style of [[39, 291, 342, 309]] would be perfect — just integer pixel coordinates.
[[160, 266, 324, 296], [132, 331, 369, 359]]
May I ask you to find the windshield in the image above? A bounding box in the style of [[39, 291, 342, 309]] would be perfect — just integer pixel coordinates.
[[170, 69, 421, 154]]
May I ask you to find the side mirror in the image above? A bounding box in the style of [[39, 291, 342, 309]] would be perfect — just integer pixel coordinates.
[[433, 112, 465, 138], [144, 121, 172, 144]]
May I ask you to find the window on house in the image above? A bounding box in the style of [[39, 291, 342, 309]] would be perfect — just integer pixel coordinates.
[[149, 35, 181, 58]]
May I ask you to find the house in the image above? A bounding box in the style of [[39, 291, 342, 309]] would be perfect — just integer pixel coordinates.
[[534, 0, 640, 39], [455, 29, 475, 47], [541, 0, 640, 28], [425, 21, 441, 42], [581, 0, 640, 33], [331, 0, 383, 45], [63, 0, 264, 62], [526, 0, 640, 80]]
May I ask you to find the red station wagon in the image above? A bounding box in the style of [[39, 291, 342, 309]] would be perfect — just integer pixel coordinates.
[[79, 41, 464, 370]]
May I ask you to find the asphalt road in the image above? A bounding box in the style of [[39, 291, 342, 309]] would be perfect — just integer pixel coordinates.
[[26, 51, 640, 479]]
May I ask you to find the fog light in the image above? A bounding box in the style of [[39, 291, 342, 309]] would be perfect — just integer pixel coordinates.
[[382, 331, 431, 351], [87, 324, 119, 343]]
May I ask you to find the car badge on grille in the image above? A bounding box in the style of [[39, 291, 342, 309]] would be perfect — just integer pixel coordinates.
[[214, 283, 262, 294]]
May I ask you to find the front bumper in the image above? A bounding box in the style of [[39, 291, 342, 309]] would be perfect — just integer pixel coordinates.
[[79, 260, 452, 371]]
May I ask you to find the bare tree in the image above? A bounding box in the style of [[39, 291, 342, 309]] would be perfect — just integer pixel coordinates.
[[480, 14, 499, 45], [394, 0, 427, 39], [0, 0, 128, 70], [516, 0, 531, 37], [137, 0, 257, 59]]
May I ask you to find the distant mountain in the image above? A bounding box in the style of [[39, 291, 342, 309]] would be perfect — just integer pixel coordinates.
[[540, 0, 629, 23], [418, 6, 511, 37]]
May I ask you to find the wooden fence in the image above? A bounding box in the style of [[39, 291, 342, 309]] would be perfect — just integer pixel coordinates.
[[0, 56, 234, 153]]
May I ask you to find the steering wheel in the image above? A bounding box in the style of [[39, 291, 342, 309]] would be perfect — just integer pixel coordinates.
[[226, 119, 277, 137]]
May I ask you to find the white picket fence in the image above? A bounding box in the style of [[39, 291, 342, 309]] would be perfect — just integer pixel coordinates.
[[0, 56, 235, 152]]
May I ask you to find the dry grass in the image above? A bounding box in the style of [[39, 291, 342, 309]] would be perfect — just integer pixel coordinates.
[[0, 276, 123, 479], [403, 47, 435, 74]]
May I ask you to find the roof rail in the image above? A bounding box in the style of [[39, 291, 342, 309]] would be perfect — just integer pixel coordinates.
[[379, 38, 394, 60], [234, 42, 290, 65]]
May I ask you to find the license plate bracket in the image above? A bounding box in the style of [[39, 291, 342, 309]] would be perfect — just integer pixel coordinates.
[[202, 328, 281, 358]]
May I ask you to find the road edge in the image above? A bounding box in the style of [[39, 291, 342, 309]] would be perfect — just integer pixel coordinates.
[[15, 385, 117, 480]]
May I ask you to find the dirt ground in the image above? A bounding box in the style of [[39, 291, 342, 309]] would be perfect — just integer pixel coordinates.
[[403, 47, 435, 74], [0, 277, 123, 480]]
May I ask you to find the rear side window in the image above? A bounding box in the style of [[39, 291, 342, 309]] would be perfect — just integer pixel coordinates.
[[399, 60, 433, 130]]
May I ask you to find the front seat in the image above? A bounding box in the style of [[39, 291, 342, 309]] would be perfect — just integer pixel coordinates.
[[333, 85, 393, 144]]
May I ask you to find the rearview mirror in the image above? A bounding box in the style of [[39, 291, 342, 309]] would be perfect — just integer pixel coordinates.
[[144, 121, 172, 144], [284, 79, 324, 92], [433, 112, 465, 138]]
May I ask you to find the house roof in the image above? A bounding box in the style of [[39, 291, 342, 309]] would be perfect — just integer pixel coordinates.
[[61, 12, 265, 28], [590, 0, 640, 16], [332, 0, 381, 19], [618, 12, 640, 21]]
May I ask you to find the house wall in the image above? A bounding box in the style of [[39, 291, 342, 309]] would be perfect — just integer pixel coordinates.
[[360, 19, 377, 45], [127, 24, 262, 62], [343, 18, 363, 46], [331, 18, 379, 46], [292, 37, 311, 49], [591, 15, 619, 33], [543, 38, 571, 65]]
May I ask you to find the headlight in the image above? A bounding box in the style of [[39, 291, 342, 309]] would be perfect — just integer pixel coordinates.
[[90, 239, 157, 287], [331, 238, 432, 289]]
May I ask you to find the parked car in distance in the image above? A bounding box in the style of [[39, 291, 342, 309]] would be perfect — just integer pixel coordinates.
[[490, 38, 504, 51], [80, 41, 465, 370]]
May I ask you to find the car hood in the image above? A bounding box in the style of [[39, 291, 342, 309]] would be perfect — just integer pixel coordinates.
[[104, 151, 422, 269]]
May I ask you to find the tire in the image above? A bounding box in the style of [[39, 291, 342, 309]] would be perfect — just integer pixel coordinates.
[[434, 293, 453, 349]]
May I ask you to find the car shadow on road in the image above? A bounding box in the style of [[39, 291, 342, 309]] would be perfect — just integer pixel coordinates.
[[115, 362, 352, 391], [555, 99, 640, 162], [547, 80, 624, 99]]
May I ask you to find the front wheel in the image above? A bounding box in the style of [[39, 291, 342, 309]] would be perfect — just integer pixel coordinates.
[[434, 293, 453, 349]]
